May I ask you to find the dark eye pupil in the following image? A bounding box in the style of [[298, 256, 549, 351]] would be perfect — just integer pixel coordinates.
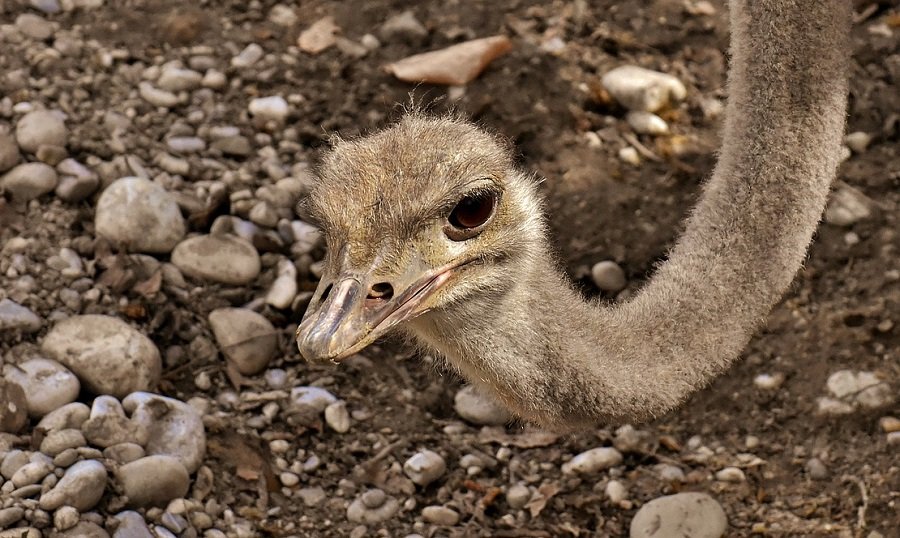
[[449, 193, 495, 229]]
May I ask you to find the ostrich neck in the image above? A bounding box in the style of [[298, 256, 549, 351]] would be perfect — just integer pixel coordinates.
[[413, 0, 849, 428]]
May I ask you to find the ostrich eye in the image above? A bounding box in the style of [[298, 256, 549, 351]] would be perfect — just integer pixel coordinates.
[[445, 191, 498, 241]]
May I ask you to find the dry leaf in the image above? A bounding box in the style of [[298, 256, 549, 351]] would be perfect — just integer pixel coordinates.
[[526, 482, 561, 518], [132, 269, 162, 298], [120, 303, 147, 320], [236, 465, 259, 481], [298, 16, 339, 54], [385, 35, 512, 85], [208, 432, 279, 492]]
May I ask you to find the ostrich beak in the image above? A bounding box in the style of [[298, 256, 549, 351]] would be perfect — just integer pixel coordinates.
[[296, 260, 463, 363]]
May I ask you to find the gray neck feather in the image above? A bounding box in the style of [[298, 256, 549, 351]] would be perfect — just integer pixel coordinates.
[[411, 0, 850, 428]]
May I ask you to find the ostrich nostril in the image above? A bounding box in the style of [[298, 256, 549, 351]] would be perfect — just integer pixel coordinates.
[[367, 282, 394, 301]]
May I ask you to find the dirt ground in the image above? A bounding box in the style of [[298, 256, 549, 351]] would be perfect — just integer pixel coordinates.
[[1, 0, 898, 536]]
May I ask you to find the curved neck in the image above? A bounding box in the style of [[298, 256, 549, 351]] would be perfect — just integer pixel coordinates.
[[412, 0, 850, 428]]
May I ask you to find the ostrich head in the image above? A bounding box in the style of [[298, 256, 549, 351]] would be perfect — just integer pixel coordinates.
[[296, 115, 545, 363]]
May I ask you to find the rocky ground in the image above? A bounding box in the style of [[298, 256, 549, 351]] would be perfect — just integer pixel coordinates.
[[0, 0, 898, 537]]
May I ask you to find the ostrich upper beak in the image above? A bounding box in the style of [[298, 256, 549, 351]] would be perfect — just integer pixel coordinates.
[[296, 259, 465, 363]]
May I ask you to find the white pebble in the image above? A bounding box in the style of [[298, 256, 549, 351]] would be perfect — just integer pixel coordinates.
[[15, 109, 67, 153], [249, 96, 289, 123], [0, 298, 41, 333], [117, 455, 190, 507], [279, 471, 300, 487], [1, 162, 58, 201], [626, 111, 669, 135], [138, 82, 180, 108], [39, 459, 107, 511], [453, 385, 511, 426], [41, 315, 161, 399], [843, 131, 871, 153], [290, 386, 337, 412], [95, 177, 186, 254], [52, 505, 79, 531], [602, 65, 686, 112], [506, 484, 531, 509], [630, 492, 726, 538], [266, 258, 298, 309], [824, 188, 872, 226], [166, 136, 206, 154], [123, 392, 206, 473], [324, 401, 351, 433], [753, 373, 784, 390], [562, 447, 623, 474], [403, 450, 446, 486], [714, 466, 745, 482], [421, 505, 459, 526], [591, 260, 627, 292], [171, 234, 261, 285], [208, 308, 277, 375], [618, 146, 640, 165], [157, 66, 202, 92], [605, 480, 627, 503], [231, 43, 264, 68]]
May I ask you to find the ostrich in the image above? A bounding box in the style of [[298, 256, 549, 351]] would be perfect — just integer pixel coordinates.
[[295, 0, 850, 428]]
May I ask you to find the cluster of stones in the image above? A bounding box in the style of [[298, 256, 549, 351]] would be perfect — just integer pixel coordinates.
[[0, 310, 206, 535], [0, 3, 894, 537]]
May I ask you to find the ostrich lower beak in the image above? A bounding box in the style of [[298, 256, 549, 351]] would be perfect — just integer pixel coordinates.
[[295, 262, 459, 363]]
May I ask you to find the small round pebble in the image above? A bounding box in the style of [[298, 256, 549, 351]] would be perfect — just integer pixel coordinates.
[[114, 510, 155, 537], [753, 373, 785, 390], [279, 471, 300, 487], [208, 308, 277, 375], [53, 505, 80, 531], [95, 177, 186, 254], [40, 428, 86, 456], [630, 492, 727, 538], [15, 109, 67, 153], [248, 96, 289, 122], [626, 111, 669, 135], [123, 392, 206, 473], [117, 455, 190, 507], [601, 65, 686, 112], [41, 315, 161, 398], [1, 162, 58, 201], [591, 260, 627, 292], [290, 386, 338, 412], [562, 447, 623, 474], [39, 459, 107, 511], [347, 489, 400, 524], [403, 450, 447, 486], [715, 466, 746, 482], [506, 484, 531, 509], [453, 385, 511, 426], [421, 505, 459, 526], [4, 357, 80, 417], [0, 298, 41, 333], [103, 443, 146, 464], [605, 480, 628, 503], [880, 416, 900, 433], [324, 401, 351, 433], [81, 395, 142, 448], [171, 234, 261, 285], [36, 402, 90, 433]]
